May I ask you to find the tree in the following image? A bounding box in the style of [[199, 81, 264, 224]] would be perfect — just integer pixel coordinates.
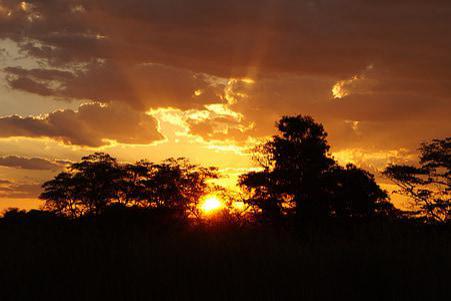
[[239, 169, 290, 220], [40, 172, 81, 218], [116, 161, 153, 206], [69, 153, 123, 215], [240, 115, 335, 221], [141, 158, 219, 216], [40, 153, 219, 218], [326, 164, 392, 218], [240, 115, 392, 222], [384, 137, 450, 223], [40, 153, 123, 217]]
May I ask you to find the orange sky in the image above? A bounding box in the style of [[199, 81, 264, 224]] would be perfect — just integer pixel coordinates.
[[0, 1, 450, 212]]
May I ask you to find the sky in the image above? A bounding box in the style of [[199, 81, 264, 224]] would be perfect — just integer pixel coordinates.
[[0, 0, 450, 211]]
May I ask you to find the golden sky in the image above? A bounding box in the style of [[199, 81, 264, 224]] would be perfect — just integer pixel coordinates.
[[0, 0, 450, 211]]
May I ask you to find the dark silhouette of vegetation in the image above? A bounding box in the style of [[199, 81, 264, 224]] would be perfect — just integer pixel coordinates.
[[326, 164, 395, 218], [1, 115, 449, 300], [41, 153, 122, 217], [0, 206, 449, 300], [40, 154, 219, 218], [240, 115, 395, 222], [384, 137, 450, 223]]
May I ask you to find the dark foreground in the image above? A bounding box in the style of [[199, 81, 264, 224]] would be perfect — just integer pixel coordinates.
[[0, 210, 450, 301]]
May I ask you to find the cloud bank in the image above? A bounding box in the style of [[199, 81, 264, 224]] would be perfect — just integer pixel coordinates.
[[0, 102, 163, 147], [0, 155, 63, 170]]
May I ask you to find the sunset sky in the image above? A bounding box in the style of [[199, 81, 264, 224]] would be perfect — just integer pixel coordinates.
[[0, 0, 450, 211]]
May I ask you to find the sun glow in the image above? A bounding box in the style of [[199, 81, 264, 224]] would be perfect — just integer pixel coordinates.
[[200, 195, 223, 214]]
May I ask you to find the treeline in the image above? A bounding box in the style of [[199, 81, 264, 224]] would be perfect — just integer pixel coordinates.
[[239, 116, 449, 223], [39, 155, 219, 218], [6, 115, 449, 224]]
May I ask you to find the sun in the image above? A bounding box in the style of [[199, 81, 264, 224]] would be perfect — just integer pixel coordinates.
[[200, 195, 223, 214]]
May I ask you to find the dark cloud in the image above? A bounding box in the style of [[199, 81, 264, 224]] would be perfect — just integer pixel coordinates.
[[0, 102, 164, 147], [0, 155, 62, 170], [2, 0, 451, 79], [4, 63, 223, 110], [0, 181, 41, 199], [0, 179, 12, 185], [2, 0, 451, 104]]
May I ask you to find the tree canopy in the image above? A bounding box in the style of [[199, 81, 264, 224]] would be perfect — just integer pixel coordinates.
[[384, 137, 450, 223], [240, 115, 393, 221], [40, 153, 219, 218]]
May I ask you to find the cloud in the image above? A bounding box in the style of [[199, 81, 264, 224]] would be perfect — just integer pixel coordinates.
[[1, 1, 451, 79], [4, 63, 224, 110], [0, 179, 12, 185], [0, 102, 164, 147], [0, 181, 41, 199], [144, 72, 450, 152], [0, 155, 63, 170], [333, 148, 417, 175], [213, 74, 451, 150]]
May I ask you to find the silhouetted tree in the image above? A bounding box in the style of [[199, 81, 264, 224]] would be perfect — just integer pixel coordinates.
[[117, 161, 153, 206], [41, 153, 123, 217], [40, 153, 219, 218], [40, 172, 81, 217], [384, 137, 450, 223], [239, 170, 276, 217], [240, 115, 392, 222], [141, 158, 219, 216], [1, 208, 27, 220], [1, 207, 59, 224], [240, 115, 335, 221], [327, 164, 393, 218], [70, 153, 123, 215]]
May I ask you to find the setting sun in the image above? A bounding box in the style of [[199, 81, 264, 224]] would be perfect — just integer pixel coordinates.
[[200, 195, 223, 214]]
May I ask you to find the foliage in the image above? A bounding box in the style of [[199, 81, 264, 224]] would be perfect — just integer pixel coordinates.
[[240, 115, 393, 221], [141, 158, 219, 217], [40, 153, 219, 218], [384, 137, 450, 223], [326, 164, 393, 218]]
